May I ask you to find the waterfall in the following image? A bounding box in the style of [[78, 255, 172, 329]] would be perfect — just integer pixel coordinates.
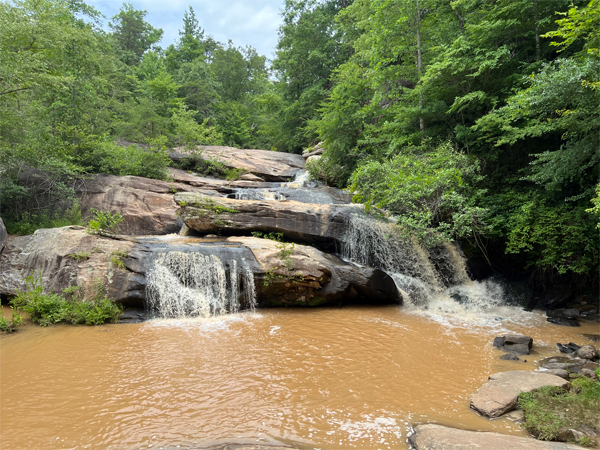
[[339, 213, 479, 306], [146, 251, 257, 318], [339, 213, 442, 303]]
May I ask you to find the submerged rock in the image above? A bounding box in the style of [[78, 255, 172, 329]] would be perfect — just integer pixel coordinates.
[[493, 335, 533, 355], [470, 371, 569, 418], [500, 353, 520, 361], [409, 424, 583, 450]]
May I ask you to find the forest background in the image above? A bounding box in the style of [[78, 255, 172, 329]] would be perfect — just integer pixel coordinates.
[[0, 0, 598, 294]]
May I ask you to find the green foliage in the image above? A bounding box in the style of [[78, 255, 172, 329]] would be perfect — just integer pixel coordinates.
[[350, 142, 488, 245], [195, 198, 239, 214], [109, 3, 163, 66], [87, 209, 124, 235], [518, 377, 600, 444], [4, 203, 83, 236], [11, 273, 122, 326], [0, 308, 23, 333], [68, 251, 90, 262]]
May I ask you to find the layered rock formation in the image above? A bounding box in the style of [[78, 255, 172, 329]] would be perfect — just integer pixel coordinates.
[[0, 227, 400, 308], [175, 192, 360, 245], [76, 170, 222, 236]]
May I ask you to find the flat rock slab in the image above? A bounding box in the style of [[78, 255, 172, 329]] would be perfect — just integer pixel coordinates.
[[171, 146, 305, 181], [409, 424, 584, 450], [471, 371, 569, 418]]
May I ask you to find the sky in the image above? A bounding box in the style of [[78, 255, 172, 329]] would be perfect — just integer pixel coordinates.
[[88, 0, 284, 59]]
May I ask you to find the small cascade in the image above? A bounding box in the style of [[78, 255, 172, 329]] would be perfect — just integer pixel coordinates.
[[338, 212, 511, 315], [231, 189, 286, 201], [146, 251, 257, 318], [339, 213, 443, 303]]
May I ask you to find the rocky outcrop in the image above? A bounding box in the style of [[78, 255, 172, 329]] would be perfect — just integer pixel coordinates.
[[0, 217, 7, 254], [77, 172, 221, 235], [0, 227, 400, 309], [493, 335, 533, 355], [409, 424, 583, 450], [0, 226, 144, 306], [170, 146, 305, 181], [175, 192, 361, 245], [539, 356, 599, 377], [227, 237, 400, 307], [471, 371, 569, 418]]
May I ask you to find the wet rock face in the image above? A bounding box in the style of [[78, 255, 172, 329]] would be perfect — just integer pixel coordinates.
[[0, 228, 401, 309], [409, 424, 583, 450], [227, 237, 401, 307], [470, 371, 569, 418], [170, 146, 306, 181]]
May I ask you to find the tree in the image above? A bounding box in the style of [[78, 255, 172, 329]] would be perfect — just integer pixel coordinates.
[[109, 3, 163, 66]]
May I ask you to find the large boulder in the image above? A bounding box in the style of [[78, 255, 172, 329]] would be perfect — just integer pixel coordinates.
[[409, 424, 583, 450], [175, 192, 361, 245], [227, 237, 400, 307], [0, 226, 144, 306], [77, 173, 221, 235], [0, 227, 400, 309], [170, 146, 305, 181], [471, 371, 569, 418], [0, 217, 7, 254]]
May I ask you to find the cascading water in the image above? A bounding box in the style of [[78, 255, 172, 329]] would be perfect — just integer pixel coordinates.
[[338, 211, 515, 319], [339, 213, 443, 304], [146, 251, 257, 318]]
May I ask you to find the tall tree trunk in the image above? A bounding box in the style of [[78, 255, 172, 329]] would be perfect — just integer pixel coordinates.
[[416, 1, 424, 132], [534, 0, 541, 61], [453, 6, 465, 32]]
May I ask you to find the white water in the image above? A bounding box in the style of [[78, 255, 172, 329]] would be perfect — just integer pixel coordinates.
[[146, 251, 257, 318], [338, 211, 521, 324]]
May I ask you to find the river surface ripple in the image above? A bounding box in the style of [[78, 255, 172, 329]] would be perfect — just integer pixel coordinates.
[[1, 305, 597, 449]]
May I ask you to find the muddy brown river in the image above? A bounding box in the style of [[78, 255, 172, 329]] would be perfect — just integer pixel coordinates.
[[1, 303, 598, 450]]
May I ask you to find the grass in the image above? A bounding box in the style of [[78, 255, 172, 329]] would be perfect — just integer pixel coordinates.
[[518, 375, 600, 446], [67, 251, 90, 262], [109, 250, 129, 270]]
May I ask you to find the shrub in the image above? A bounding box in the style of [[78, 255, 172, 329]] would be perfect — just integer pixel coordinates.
[[11, 273, 121, 327], [0, 308, 23, 333], [87, 209, 124, 235], [68, 251, 90, 262]]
